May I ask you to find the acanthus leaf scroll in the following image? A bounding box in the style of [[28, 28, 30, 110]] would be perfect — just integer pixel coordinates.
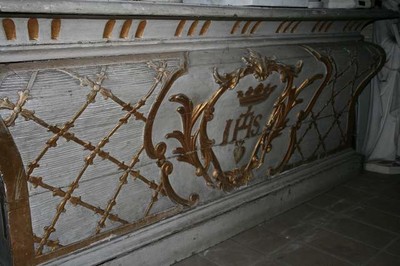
[[161, 48, 332, 194]]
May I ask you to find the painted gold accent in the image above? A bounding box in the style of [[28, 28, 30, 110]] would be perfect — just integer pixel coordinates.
[[164, 49, 331, 191], [250, 21, 262, 34], [237, 83, 276, 106], [343, 20, 360, 32], [35, 207, 182, 264], [318, 21, 328, 32], [355, 20, 369, 31], [324, 21, 334, 32], [234, 140, 246, 164], [199, 20, 211, 36], [0, 59, 188, 260], [175, 20, 186, 37], [207, 49, 329, 187], [276, 20, 301, 33], [0, 119, 35, 265], [103, 19, 116, 39], [120, 19, 132, 39], [231, 21, 241, 34], [135, 20, 147, 38], [188, 20, 199, 36], [28, 18, 39, 40], [311, 21, 333, 33], [347, 20, 358, 31], [276, 21, 288, 33], [2, 19, 16, 40], [290, 21, 301, 33], [220, 105, 262, 146], [51, 19, 61, 40], [95, 145, 144, 234], [353, 21, 363, 31], [144, 55, 200, 206], [311, 21, 322, 33], [347, 43, 386, 146], [282, 21, 294, 33], [241, 21, 252, 34], [33, 235, 62, 251], [0, 44, 385, 264], [0, 90, 31, 127]]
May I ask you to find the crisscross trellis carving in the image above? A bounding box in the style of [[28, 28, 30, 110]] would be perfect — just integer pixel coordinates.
[[0, 58, 189, 258], [291, 44, 385, 167], [0, 43, 385, 264]]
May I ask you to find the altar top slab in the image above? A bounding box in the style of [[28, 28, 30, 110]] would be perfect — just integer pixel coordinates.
[[0, 0, 398, 20]]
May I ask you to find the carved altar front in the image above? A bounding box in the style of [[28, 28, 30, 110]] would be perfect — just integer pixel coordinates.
[[0, 1, 396, 265]]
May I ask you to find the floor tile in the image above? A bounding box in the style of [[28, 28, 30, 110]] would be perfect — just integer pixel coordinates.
[[173, 254, 218, 266], [366, 252, 400, 266], [264, 204, 331, 230], [231, 225, 290, 255], [343, 174, 397, 195], [261, 205, 327, 240], [252, 257, 286, 266], [305, 229, 378, 264], [380, 183, 400, 201], [363, 197, 400, 217], [386, 238, 400, 256], [323, 217, 397, 248], [346, 206, 400, 234], [199, 239, 264, 266], [263, 218, 315, 241], [172, 173, 399, 266], [308, 194, 354, 213], [273, 242, 352, 266], [326, 186, 372, 203]]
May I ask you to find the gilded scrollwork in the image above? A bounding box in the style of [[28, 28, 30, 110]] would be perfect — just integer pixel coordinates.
[[144, 54, 200, 206], [0, 43, 385, 264], [204, 49, 330, 189], [165, 48, 332, 191]]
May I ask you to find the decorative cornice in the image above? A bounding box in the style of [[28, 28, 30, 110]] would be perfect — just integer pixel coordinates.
[[0, 1, 397, 21]]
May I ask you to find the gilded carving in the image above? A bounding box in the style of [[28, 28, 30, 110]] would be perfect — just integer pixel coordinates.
[[103, 19, 116, 39], [144, 56, 202, 204], [51, 19, 61, 40], [188, 20, 199, 36], [2, 18, 16, 40], [0, 43, 386, 264], [0, 90, 32, 127], [135, 20, 147, 38], [28, 18, 39, 40], [164, 48, 332, 191], [207, 49, 329, 188], [199, 20, 211, 36], [175, 20, 186, 37], [120, 19, 133, 39], [276, 21, 301, 33]]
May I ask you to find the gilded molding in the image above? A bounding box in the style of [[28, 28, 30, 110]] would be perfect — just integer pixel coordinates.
[[28, 18, 39, 40], [135, 20, 147, 38], [51, 19, 61, 40], [103, 19, 116, 39], [199, 20, 211, 36], [120, 19, 133, 39], [2, 18, 16, 40]]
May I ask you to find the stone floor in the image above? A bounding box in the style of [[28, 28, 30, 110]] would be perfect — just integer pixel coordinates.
[[172, 171, 400, 266]]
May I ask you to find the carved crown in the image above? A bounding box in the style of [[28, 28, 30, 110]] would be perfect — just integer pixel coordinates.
[[237, 83, 276, 106]]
